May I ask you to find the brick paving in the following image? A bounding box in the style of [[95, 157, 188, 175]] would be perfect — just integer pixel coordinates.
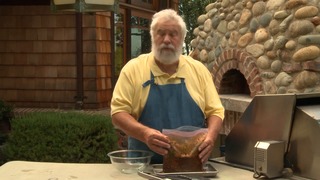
[[13, 108, 111, 117]]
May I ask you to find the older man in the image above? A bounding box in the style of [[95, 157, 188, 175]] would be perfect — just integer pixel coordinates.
[[111, 9, 225, 164]]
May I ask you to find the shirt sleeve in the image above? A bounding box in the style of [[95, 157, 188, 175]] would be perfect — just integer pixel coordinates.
[[110, 54, 151, 119], [110, 62, 135, 116], [203, 65, 225, 121]]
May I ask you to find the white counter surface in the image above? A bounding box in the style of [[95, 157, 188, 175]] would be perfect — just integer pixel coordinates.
[[0, 161, 144, 180], [0, 160, 307, 180]]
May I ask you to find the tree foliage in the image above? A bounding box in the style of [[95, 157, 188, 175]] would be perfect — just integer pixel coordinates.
[[178, 0, 216, 55]]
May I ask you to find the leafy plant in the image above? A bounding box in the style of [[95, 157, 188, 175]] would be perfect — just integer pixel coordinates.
[[1, 112, 118, 165], [0, 100, 14, 122], [0, 100, 13, 145]]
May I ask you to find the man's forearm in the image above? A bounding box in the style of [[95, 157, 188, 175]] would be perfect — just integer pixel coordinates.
[[206, 115, 223, 142], [112, 111, 171, 155], [112, 112, 149, 143]]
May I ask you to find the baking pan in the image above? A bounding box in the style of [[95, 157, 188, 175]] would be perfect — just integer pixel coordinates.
[[138, 163, 218, 179]]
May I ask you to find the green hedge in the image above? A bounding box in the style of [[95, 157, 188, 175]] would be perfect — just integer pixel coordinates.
[[0, 99, 14, 145], [1, 112, 118, 164]]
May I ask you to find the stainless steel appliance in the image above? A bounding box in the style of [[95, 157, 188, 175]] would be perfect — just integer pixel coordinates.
[[224, 93, 320, 179], [254, 140, 285, 178]]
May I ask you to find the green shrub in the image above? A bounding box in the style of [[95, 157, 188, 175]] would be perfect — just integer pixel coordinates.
[[1, 112, 118, 164], [0, 100, 13, 145], [0, 100, 14, 121]]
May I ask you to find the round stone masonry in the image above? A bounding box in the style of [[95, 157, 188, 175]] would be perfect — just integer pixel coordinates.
[[190, 0, 320, 96]]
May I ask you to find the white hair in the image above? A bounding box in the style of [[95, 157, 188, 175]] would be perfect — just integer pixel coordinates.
[[150, 9, 187, 44]]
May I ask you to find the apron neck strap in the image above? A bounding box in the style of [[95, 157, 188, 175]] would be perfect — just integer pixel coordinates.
[[142, 72, 155, 88], [142, 72, 185, 87]]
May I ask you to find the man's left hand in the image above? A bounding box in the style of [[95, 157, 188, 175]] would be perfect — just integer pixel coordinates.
[[198, 138, 214, 163]]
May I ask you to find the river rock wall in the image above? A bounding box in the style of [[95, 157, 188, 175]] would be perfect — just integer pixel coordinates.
[[190, 0, 320, 95]]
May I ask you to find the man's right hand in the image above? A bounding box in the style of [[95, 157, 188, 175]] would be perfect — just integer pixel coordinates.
[[143, 128, 171, 156], [112, 112, 171, 155]]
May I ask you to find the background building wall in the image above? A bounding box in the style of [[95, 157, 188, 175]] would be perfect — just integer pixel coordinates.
[[0, 6, 113, 109]]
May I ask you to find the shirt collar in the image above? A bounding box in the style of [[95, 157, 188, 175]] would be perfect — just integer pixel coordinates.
[[148, 53, 187, 78]]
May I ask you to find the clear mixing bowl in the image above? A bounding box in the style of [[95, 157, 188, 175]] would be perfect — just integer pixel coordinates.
[[107, 150, 153, 174]]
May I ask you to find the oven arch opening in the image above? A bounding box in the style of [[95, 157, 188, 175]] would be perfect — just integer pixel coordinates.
[[219, 69, 250, 95]]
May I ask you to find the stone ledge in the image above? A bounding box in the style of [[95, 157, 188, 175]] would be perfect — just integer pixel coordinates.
[[219, 94, 252, 113]]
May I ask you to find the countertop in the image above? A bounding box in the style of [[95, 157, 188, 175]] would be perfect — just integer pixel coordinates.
[[0, 161, 143, 180], [0, 160, 308, 180]]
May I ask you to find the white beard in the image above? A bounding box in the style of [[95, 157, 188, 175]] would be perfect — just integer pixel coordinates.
[[152, 43, 182, 65]]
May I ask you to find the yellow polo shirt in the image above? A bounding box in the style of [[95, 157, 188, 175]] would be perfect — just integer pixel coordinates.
[[111, 53, 225, 121]]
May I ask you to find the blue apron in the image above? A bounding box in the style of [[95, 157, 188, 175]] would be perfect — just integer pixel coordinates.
[[128, 72, 205, 164]]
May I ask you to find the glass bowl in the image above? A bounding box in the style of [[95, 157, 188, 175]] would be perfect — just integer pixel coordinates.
[[107, 150, 153, 174]]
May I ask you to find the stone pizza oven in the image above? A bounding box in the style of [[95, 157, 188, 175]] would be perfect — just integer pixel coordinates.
[[190, 0, 320, 135]]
